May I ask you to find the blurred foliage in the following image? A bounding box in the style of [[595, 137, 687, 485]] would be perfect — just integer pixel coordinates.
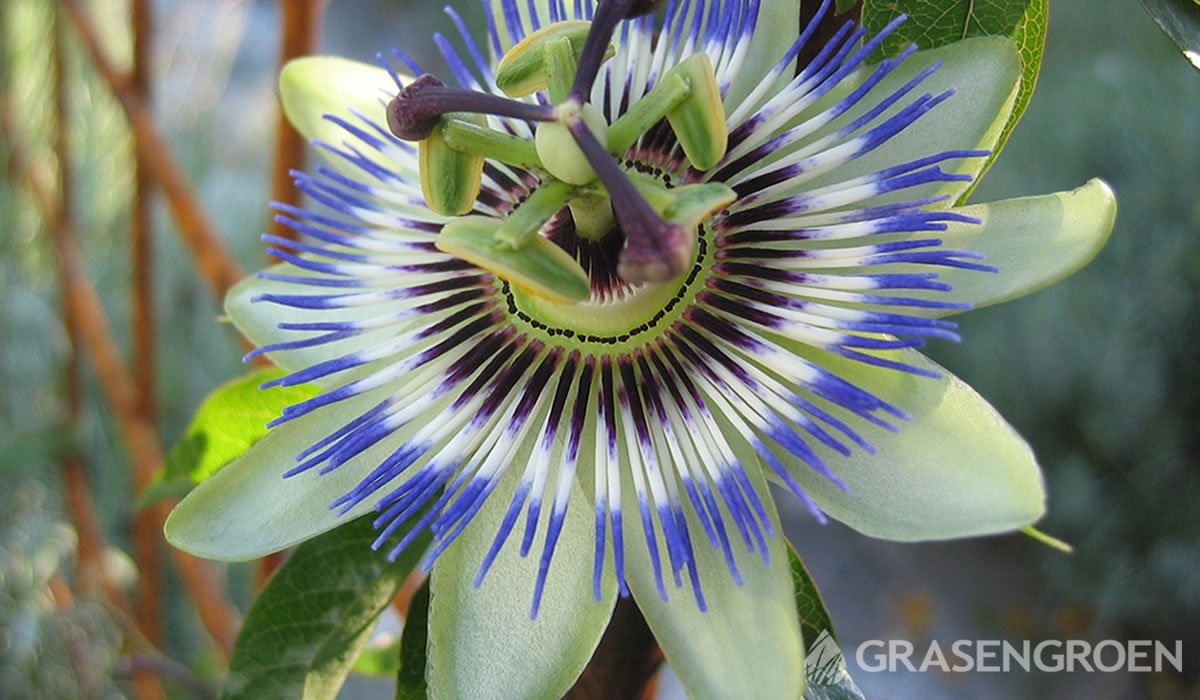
[[933, 0, 1200, 638], [0, 483, 123, 698]]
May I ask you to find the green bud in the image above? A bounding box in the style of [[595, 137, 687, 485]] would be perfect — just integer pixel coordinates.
[[666, 53, 728, 171], [420, 113, 488, 216], [437, 215, 591, 304], [495, 20, 614, 98], [536, 103, 608, 185]]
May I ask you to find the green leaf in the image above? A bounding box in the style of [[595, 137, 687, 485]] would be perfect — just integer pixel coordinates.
[[165, 383, 436, 561], [428, 469, 617, 700], [350, 639, 401, 678], [625, 443, 805, 700], [894, 179, 1117, 317], [789, 548, 835, 650], [862, 0, 1049, 190], [222, 517, 427, 700], [771, 345, 1045, 541], [1140, 0, 1200, 72], [139, 369, 319, 509], [789, 548, 866, 700], [396, 582, 430, 700]]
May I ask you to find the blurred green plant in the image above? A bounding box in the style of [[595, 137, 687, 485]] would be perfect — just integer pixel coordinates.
[[0, 483, 123, 698]]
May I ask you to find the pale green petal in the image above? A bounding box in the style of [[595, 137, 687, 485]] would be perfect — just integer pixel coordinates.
[[429, 472, 616, 700], [225, 265, 412, 378], [624, 451, 805, 700], [804, 37, 1022, 204], [280, 56, 401, 143], [895, 179, 1117, 316], [775, 346, 1045, 541], [279, 56, 415, 175], [164, 385, 429, 560]]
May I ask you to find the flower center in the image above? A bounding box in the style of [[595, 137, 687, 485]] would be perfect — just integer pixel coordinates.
[[385, 4, 735, 308]]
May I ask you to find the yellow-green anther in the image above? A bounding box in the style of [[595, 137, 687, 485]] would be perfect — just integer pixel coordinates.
[[441, 118, 543, 169], [607, 72, 691, 156], [665, 53, 728, 171], [626, 171, 678, 213], [494, 180, 575, 250], [544, 36, 578, 105], [495, 21, 613, 98], [536, 103, 608, 185], [437, 215, 591, 304], [419, 113, 488, 216], [628, 171, 736, 228], [568, 192, 615, 242]]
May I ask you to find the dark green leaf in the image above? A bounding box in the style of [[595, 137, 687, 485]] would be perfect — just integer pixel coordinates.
[[222, 517, 428, 700], [139, 368, 318, 509], [789, 547, 866, 700], [789, 547, 837, 650], [1141, 0, 1200, 72], [395, 581, 430, 700], [863, 0, 1050, 191]]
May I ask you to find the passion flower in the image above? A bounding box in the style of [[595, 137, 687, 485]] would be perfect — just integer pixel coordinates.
[[168, 1, 1116, 697]]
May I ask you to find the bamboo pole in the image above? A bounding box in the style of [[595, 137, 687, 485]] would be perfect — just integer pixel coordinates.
[[124, 0, 167, 663], [267, 0, 323, 245], [1, 97, 240, 663], [48, 1, 112, 604], [62, 0, 244, 297]]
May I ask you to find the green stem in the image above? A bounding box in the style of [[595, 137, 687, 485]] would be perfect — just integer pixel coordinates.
[[1021, 526, 1074, 553], [607, 72, 690, 155], [495, 180, 576, 249], [441, 118, 543, 169]]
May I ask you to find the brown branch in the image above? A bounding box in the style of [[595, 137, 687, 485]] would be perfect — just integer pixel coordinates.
[[565, 597, 664, 700], [2, 97, 240, 663], [125, 0, 165, 654], [268, 0, 323, 247], [62, 0, 244, 297], [50, 3, 114, 606]]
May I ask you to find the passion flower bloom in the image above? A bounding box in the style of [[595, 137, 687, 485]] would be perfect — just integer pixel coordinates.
[[168, 0, 1115, 697]]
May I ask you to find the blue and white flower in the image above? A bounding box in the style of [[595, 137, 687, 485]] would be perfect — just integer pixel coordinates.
[[168, 1, 1115, 697]]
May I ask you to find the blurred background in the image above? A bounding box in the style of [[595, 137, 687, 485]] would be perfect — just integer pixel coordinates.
[[1, 0, 1197, 698]]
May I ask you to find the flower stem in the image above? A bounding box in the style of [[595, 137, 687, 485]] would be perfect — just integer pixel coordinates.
[[495, 180, 576, 249], [565, 597, 664, 700], [441, 118, 544, 168], [607, 71, 690, 155]]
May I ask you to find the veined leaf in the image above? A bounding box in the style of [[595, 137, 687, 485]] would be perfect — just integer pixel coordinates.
[[396, 582, 431, 700], [222, 517, 428, 700], [863, 0, 1050, 194], [789, 547, 866, 700]]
